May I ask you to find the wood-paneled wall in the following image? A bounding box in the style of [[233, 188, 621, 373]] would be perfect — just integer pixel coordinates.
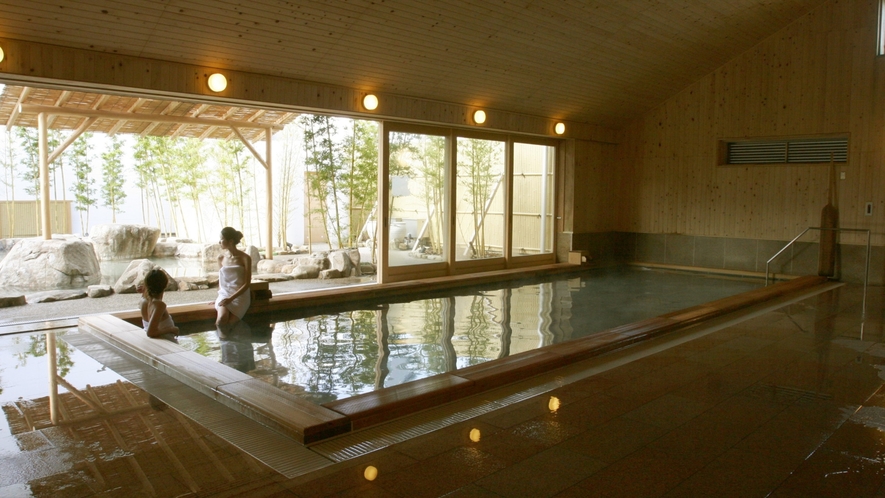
[[609, 0, 885, 246]]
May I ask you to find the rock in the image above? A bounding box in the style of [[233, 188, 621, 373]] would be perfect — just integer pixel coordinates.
[[0, 295, 26, 308], [297, 256, 328, 269], [291, 264, 321, 279], [151, 242, 178, 258], [247, 245, 261, 271], [281, 264, 297, 274], [205, 273, 219, 288], [319, 269, 343, 279], [0, 238, 101, 290], [202, 243, 224, 270], [113, 259, 176, 294], [328, 251, 354, 277], [176, 243, 204, 258], [359, 262, 376, 275], [0, 238, 19, 261], [87, 284, 114, 298], [346, 248, 362, 276], [177, 276, 210, 291], [90, 224, 160, 261], [27, 289, 88, 303], [251, 273, 292, 282], [257, 259, 287, 273]]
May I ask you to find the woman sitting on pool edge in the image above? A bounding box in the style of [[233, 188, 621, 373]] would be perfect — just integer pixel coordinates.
[[214, 227, 252, 326], [139, 269, 179, 340]]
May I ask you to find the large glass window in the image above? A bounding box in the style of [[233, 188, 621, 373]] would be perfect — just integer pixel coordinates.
[[512, 143, 555, 256], [387, 132, 447, 267], [455, 137, 506, 261]]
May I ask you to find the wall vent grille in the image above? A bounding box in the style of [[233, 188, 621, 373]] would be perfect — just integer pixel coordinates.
[[727, 138, 847, 164]]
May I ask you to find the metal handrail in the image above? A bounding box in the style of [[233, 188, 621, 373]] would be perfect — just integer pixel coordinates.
[[765, 227, 871, 317]]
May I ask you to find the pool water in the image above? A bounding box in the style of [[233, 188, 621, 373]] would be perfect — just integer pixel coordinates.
[[175, 267, 762, 404]]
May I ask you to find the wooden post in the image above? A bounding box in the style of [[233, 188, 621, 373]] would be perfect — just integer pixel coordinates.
[[818, 156, 838, 277], [38, 112, 51, 240], [265, 128, 273, 260]]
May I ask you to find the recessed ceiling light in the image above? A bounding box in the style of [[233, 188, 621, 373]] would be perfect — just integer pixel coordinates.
[[473, 109, 486, 124]]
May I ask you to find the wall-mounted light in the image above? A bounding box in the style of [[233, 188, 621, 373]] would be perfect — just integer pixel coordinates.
[[362, 94, 379, 110], [473, 109, 486, 124], [207, 73, 227, 92], [554, 122, 566, 135], [0, 46, 5, 64]]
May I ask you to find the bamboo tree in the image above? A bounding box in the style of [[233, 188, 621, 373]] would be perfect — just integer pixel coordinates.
[[211, 139, 252, 236], [16, 126, 42, 231], [275, 124, 302, 249], [172, 138, 208, 241], [341, 120, 379, 247], [68, 133, 96, 235], [458, 139, 499, 258], [101, 135, 127, 223], [0, 127, 18, 237], [301, 114, 339, 248]]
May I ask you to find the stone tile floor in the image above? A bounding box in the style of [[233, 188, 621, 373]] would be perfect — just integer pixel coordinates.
[[5, 283, 885, 496]]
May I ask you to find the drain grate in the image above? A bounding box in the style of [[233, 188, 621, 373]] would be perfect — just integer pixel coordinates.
[[746, 383, 833, 404]]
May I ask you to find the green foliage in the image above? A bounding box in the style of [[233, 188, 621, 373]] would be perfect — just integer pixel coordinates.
[[211, 139, 253, 236], [300, 114, 345, 247], [16, 126, 40, 197], [342, 120, 379, 246], [69, 133, 95, 234], [101, 135, 127, 222]]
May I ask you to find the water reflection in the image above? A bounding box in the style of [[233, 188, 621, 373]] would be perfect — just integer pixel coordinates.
[[178, 267, 763, 402]]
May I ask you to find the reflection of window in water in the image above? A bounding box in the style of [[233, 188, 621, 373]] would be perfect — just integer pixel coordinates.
[[216, 320, 275, 373]]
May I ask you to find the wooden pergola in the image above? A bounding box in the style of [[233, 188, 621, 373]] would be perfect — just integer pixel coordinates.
[[0, 85, 301, 259]]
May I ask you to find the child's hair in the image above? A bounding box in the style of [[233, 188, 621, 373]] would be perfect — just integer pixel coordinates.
[[143, 269, 168, 298], [220, 226, 244, 245]]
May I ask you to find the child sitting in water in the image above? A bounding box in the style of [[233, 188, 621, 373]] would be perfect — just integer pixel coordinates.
[[139, 269, 180, 339]]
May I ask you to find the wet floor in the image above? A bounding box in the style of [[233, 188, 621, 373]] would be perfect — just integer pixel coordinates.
[[3, 280, 885, 496]]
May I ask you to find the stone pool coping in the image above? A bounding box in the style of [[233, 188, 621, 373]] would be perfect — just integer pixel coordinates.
[[79, 273, 827, 444]]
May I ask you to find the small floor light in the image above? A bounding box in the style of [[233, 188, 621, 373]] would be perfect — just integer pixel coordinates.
[[207, 73, 227, 92], [473, 109, 486, 124], [363, 94, 379, 110], [0, 46, 5, 63], [364, 465, 378, 481], [469, 428, 481, 442], [548, 396, 561, 413], [554, 122, 566, 135]]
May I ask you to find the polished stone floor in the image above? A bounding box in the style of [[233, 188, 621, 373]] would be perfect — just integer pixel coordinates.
[[4, 281, 885, 497]]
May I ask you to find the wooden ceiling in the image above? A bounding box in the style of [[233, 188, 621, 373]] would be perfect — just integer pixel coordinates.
[[0, 0, 827, 128]]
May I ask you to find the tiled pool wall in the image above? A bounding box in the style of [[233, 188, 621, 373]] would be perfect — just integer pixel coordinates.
[[561, 231, 884, 285]]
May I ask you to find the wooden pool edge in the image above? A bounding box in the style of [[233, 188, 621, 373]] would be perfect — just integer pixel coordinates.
[[80, 275, 828, 444]]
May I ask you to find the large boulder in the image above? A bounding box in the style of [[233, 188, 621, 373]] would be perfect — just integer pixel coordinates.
[[328, 251, 354, 277], [0, 238, 20, 261], [151, 242, 178, 258], [247, 245, 261, 271], [0, 238, 101, 290], [113, 259, 176, 294], [90, 224, 161, 261], [202, 243, 224, 270], [257, 259, 287, 273], [291, 264, 321, 279]]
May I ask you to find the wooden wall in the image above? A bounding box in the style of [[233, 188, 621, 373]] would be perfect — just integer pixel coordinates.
[[609, 0, 885, 246]]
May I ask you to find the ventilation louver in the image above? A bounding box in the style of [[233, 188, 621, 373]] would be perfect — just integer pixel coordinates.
[[727, 138, 847, 164]]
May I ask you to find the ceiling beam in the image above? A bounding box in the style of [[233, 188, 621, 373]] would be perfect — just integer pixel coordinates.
[[18, 104, 285, 131]]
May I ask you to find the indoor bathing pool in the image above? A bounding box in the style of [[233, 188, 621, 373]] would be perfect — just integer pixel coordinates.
[[174, 266, 762, 404]]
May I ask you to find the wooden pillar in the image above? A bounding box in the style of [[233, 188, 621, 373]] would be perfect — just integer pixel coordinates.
[[38, 112, 51, 239], [265, 128, 274, 260]]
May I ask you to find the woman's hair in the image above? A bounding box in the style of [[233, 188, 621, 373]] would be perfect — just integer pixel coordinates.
[[144, 269, 168, 298], [220, 226, 244, 245]]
